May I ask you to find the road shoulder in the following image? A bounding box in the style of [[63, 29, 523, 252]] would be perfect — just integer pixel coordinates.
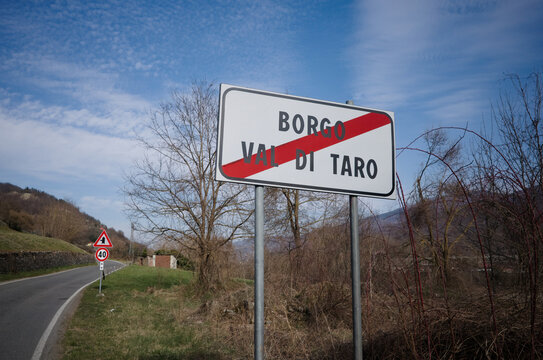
[[42, 286, 86, 360]]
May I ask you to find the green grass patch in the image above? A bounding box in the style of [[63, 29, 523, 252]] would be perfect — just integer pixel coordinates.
[[0, 263, 93, 282], [0, 227, 88, 254], [62, 266, 231, 360]]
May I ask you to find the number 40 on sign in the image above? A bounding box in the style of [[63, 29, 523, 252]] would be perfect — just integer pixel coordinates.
[[95, 248, 109, 262]]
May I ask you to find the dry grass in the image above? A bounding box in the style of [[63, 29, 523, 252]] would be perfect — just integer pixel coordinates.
[[189, 269, 542, 359], [61, 260, 542, 359], [0, 226, 88, 253]]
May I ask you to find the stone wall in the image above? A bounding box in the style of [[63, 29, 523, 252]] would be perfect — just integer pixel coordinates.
[[0, 251, 94, 273]]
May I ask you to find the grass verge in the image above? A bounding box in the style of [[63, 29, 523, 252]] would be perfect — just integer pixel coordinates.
[[61, 265, 232, 360]]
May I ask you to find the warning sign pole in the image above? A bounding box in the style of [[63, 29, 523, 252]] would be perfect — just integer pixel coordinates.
[[95, 247, 109, 296], [99, 265, 103, 295]]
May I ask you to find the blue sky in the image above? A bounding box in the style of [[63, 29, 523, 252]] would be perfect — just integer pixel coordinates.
[[1, 0, 542, 238]]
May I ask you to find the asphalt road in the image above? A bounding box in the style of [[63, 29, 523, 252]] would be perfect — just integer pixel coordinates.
[[0, 260, 124, 360]]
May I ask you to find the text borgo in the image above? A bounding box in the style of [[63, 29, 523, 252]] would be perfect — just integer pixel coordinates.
[[278, 111, 345, 140]]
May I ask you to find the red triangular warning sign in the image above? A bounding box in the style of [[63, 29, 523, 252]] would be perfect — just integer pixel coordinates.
[[93, 230, 113, 247]]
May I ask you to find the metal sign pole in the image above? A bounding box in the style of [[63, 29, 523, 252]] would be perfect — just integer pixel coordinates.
[[350, 195, 363, 359], [345, 99, 363, 360], [254, 185, 265, 360], [99, 267, 103, 295]]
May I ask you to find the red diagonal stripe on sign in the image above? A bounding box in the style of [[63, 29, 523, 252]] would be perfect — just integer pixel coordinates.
[[221, 112, 390, 179]]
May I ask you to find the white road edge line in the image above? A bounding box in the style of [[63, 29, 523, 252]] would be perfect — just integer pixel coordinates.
[[0, 265, 94, 287], [31, 262, 126, 360]]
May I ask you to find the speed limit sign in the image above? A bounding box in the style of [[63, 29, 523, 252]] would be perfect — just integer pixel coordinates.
[[95, 248, 109, 262]]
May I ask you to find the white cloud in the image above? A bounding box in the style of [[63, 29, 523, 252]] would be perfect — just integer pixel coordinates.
[[2, 55, 151, 137], [350, 0, 543, 123], [0, 0, 319, 237], [78, 195, 131, 235], [0, 106, 142, 182], [80, 195, 123, 210], [79, 195, 125, 221]]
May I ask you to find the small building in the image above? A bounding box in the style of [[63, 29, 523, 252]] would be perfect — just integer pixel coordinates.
[[145, 254, 177, 269]]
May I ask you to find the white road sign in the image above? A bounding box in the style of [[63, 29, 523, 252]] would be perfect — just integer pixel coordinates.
[[95, 248, 109, 262], [216, 84, 396, 198]]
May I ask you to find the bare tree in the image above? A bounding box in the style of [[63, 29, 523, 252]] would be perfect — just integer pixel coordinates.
[[36, 200, 85, 243], [479, 72, 543, 356], [494, 73, 543, 190], [411, 129, 466, 282], [124, 82, 252, 290], [264, 186, 342, 284]]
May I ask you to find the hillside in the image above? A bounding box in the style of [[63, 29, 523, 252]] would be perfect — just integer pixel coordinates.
[[0, 225, 88, 254], [0, 182, 145, 258]]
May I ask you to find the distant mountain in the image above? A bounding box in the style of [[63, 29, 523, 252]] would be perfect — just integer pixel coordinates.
[[373, 207, 403, 224], [0, 182, 144, 258]]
